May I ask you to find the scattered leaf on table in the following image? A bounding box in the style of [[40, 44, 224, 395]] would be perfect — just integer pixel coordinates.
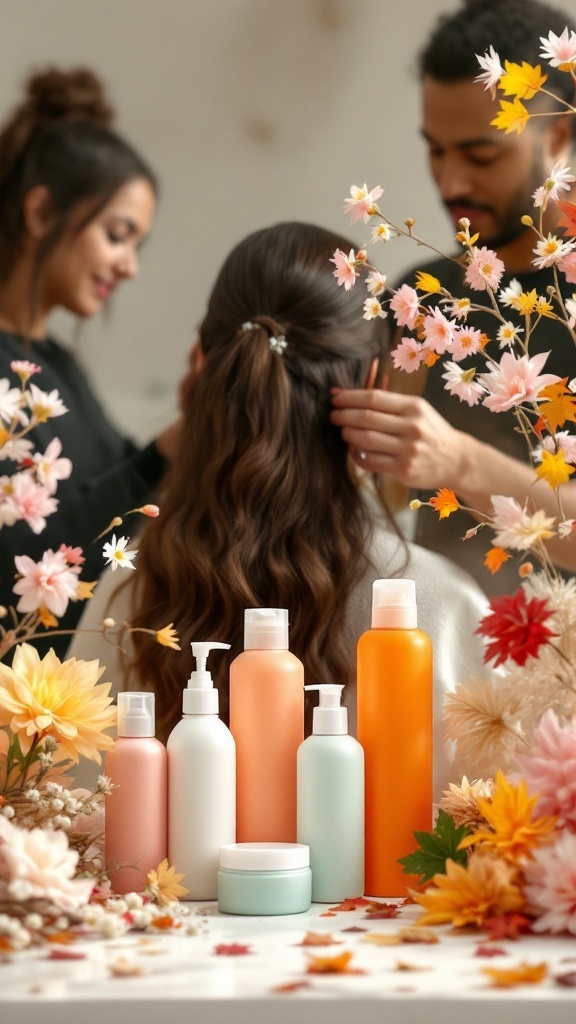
[[295, 932, 342, 946], [483, 913, 532, 941], [306, 950, 366, 974], [150, 915, 182, 931], [45, 949, 86, 960], [475, 945, 509, 958], [214, 942, 253, 955], [328, 897, 375, 912], [555, 971, 576, 987], [341, 926, 368, 933], [272, 980, 313, 994], [138, 947, 167, 956], [395, 960, 434, 972], [366, 904, 399, 920], [319, 911, 337, 917], [45, 931, 77, 945], [362, 933, 402, 946], [108, 957, 145, 977], [482, 961, 547, 988]]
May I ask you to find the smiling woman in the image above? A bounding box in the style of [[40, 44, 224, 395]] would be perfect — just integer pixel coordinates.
[[0, 67, 181, 657]]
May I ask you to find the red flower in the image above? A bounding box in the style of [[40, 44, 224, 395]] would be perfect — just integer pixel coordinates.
[[476, 588, 557, 667]]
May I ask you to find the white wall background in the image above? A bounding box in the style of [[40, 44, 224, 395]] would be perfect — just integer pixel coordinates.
[[0, 0, 572, 442]]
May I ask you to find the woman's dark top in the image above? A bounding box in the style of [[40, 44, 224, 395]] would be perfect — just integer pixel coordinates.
[[0, 329, 166, 658]]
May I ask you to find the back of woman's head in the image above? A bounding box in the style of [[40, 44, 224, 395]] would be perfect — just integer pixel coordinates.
[[0, 66, 156, 282], [131, 221, 391, 739]]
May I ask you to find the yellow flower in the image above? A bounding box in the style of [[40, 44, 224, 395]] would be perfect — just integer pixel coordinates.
[[513, 289, 538, 315], [156, 623, 181, 651], [535, 449, 575, 490], [414, 271, 441, 294], [491, 97, 530, 135], [146, 859, 189, 905], [413, 852, 524, 928], [0, 644, 116, 762], [458, 770, 557, 862]]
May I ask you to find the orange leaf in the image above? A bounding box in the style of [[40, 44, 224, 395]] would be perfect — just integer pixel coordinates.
[[484, 547, 511, 575], [429, 488, 460, 519], [38, 606, 59, 629], [46, 931, 77, 945], [328, 897, 373, 912], [214, 942, 252, 955], [272, 981, 313, 994], [424, 350, 440, 368], [150, 915, 182, 930], [482, 961, 547, 988], [305, 950, 365, 975], [295, 932, 342, 946], [557, 200, 576, 237], [537, 380, 576, 434]]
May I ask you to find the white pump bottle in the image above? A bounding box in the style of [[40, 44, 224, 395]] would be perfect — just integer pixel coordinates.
[[297, 684, 364, 902], [167, 641, 235, 899]]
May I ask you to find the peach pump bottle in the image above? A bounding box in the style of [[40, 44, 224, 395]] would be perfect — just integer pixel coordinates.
[[357, 579, 433, 897], [104, 692, 167, 895], [229, 608, 304, 842]]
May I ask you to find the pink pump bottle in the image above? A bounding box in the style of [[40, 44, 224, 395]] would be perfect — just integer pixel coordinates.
[[104, 692, 167, 895]]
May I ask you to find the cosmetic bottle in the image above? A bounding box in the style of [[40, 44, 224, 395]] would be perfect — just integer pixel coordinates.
[[229, 608, 304, 842], [105, 692, 167, 895], [357, 579, 433, 897], [297, 684, 364, 902], [167, 641, 235, 900]]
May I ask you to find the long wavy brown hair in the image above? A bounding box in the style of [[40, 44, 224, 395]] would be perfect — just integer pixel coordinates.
[[130, 221, 396, 740]]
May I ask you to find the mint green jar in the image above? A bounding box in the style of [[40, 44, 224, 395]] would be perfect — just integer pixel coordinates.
[[217, 843, 312, 915]]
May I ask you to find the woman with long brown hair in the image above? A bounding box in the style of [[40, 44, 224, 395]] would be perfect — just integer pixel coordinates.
[[72, 221, 489, 790]]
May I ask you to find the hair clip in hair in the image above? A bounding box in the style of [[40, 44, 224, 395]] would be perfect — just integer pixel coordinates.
[[269, 334, 287, 355], [241, 321, 255, 331]]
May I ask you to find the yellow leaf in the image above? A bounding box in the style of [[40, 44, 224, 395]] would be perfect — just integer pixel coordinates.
[[484, 547, 511, 575], [305, 950, 364, 974], [535, 449, 575, 490], [414, 271, 441, 293], [538, 380, 576, 434], [38, 606, 59, 629], [491, 97, 530, 135], [77, 580, 97, 601], [482, 961, 547, 988], [155, 623, 181, 651], [429, 488, 460, 519], [499, 60, 547, 100]]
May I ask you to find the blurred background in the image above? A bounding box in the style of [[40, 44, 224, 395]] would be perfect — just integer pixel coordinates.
[[0, 0, 572, 443]]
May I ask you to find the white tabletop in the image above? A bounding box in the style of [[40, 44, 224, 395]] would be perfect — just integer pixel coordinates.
[[1, 902, 575, 1024]]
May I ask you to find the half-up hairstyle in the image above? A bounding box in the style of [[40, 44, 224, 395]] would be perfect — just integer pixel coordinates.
[[0, 66, 157, 303], [130, 221, 395, 740]]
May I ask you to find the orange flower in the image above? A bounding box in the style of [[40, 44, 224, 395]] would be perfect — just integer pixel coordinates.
[[429, 488, 460, 519], [458, 771, 557, 863], [484, 547, 510, 575], [413, 852, 524, 928]]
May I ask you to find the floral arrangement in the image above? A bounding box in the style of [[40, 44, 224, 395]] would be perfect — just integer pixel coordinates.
[[335, 27, 576, 936], [0, 361, 189, 952]]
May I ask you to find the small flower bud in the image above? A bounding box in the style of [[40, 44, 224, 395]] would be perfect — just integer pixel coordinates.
[[521, 215, 533, 227], [0, 606, 7, 619], [409, 499, 422, 510], [356, 249, 367, 263], [404, 217, 415, 229], [519, 562, 533, 577], [139, 504, 160, 517], [102, 617, 116, 629]]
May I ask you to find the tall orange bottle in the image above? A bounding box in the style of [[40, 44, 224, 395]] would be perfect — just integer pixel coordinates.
[[229, 608, 304, 842], [357, 579, 432, 897]]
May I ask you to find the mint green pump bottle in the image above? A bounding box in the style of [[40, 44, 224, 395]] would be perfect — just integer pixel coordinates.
[[297, 684, 364, 902]]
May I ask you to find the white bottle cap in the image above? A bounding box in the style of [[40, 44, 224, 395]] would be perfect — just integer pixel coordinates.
[[244, 608, 289, 650], [219, 842, 310, 871], [305, 684, 347, 735], [184, 641, 231, 714], [117, 691, 155, 737], [371, 578, 417, 629]]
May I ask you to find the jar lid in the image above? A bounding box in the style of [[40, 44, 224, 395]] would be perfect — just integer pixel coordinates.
[[219, 842, 310, 871]]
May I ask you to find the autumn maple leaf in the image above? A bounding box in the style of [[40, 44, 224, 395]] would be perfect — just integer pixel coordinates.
[[214, 943, 253, 955], [483, 912, 533, 941], [484, 547, 510, 575], [482, 961, 547, 988], [476, 587, 557, 667], [557, 200, 576, 238], [491, 97, 530, 134], [535, 449, 575, 490], [537, 379, 576, 434], [429, 488, 460, 519], [499, 60, 547, 99], [305, 950, 365, 974]]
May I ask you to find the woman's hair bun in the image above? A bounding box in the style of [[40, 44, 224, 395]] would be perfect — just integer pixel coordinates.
[[25, 66, 114, 126]]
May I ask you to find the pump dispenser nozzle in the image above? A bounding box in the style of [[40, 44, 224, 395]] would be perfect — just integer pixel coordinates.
[[184, 641, 231, 714], [304, 684, 347, 735]]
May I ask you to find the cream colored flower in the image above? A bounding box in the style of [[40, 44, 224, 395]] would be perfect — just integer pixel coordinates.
[[439, 776, 494, 829], [0, 815, 94, 909], [0, 644, 116, 762], [444, 676, 524, 775]]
